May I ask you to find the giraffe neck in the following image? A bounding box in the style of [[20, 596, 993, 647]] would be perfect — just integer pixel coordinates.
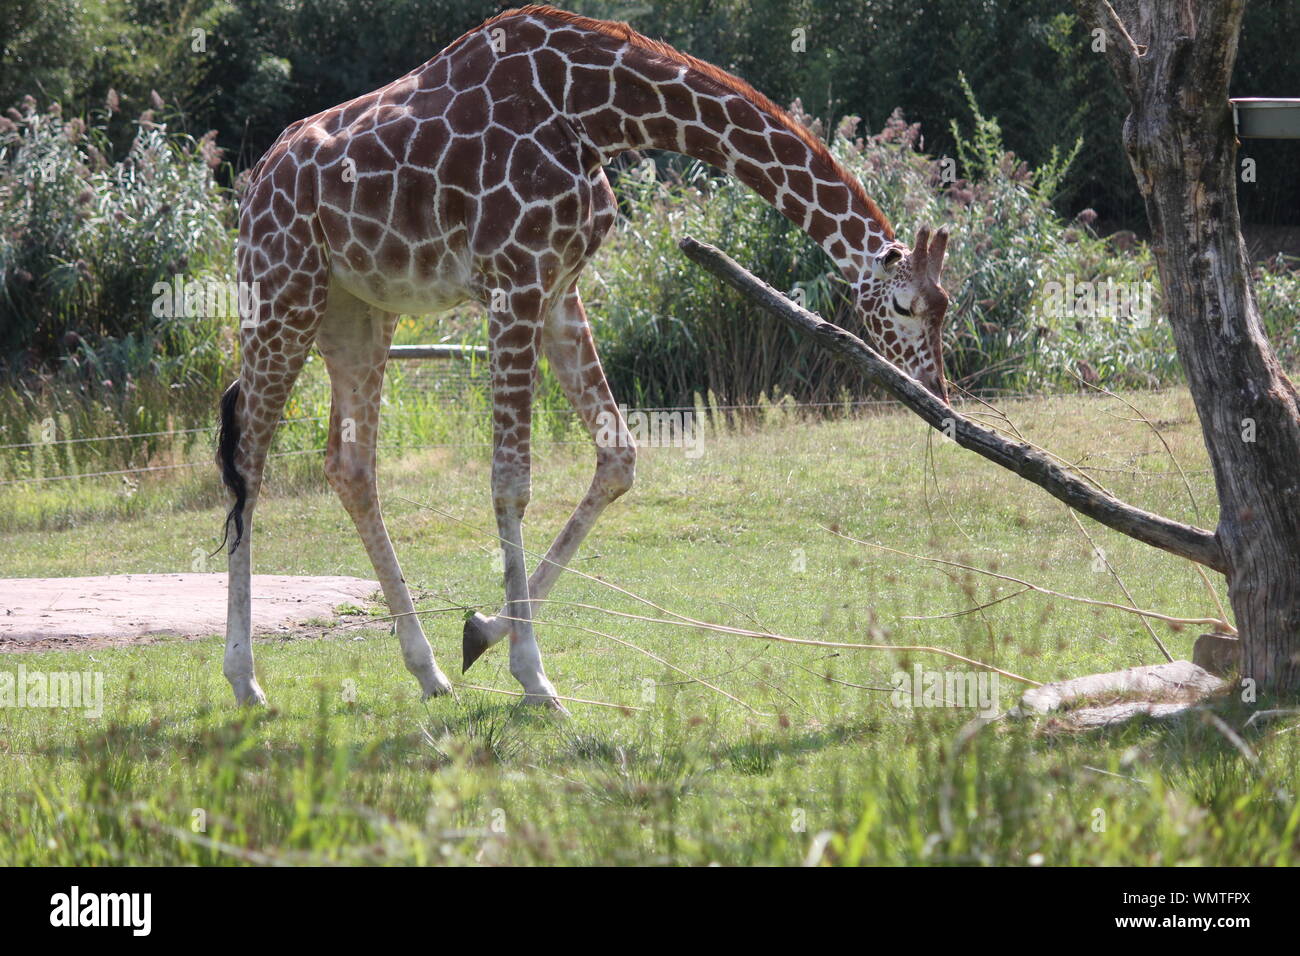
[[553, 33, 895, 283]]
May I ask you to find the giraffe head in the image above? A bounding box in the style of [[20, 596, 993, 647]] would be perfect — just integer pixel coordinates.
[[854, 226, 951, 403]]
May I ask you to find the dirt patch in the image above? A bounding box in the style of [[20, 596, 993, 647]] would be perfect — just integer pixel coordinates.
[[0, 574, 381, 652]]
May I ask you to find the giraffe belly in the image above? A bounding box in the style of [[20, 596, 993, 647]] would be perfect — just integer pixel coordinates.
[[329, 254, 474, 316]]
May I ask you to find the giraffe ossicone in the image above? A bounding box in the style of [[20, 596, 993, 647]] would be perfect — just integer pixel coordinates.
[[218, 4, 952, 710]]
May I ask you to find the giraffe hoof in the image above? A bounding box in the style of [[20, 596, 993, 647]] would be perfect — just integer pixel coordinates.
[[419, 666, 454, 699], [524, 693, 571, 716], [462, 613, 495, 673], [231, 679, 267, 707]]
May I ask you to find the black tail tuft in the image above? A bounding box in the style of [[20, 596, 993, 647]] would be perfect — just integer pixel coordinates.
[[213, 380, 246, 556]]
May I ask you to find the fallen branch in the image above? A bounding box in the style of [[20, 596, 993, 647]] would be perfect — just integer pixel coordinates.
[[397, 495, 1042, 688], [677, 236, 1227, 573], [902, 585, 1033, 621], [497, 612, 772, 715], [825, 526, 1236, 634], [496, 598, 1043, 687]]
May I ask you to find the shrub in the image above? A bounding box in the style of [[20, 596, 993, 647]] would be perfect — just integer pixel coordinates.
[[0, 97, 236, 474], [0, 96, 234, 369], [1256, 261, 1300, 371], [587, 156, 856, 414]]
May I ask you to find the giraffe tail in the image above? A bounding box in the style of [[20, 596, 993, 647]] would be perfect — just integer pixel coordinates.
[[214, 379, 247, 556]]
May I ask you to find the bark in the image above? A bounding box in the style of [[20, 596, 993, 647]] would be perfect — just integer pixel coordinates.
[[1074, 0, 1300, 690]]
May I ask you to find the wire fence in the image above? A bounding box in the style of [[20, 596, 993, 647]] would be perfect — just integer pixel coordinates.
[[0, 356, 1144, 489], [0, 416, 331, 451], [0, 439, 605, 487], [0, 397, 913, 487]]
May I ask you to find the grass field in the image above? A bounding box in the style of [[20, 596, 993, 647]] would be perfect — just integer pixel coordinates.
[[2, 388, 1297, 866]]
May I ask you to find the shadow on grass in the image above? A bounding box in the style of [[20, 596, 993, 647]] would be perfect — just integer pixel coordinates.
[[715, 719, 880, 775]]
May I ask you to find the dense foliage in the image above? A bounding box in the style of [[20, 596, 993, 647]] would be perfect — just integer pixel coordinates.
[[0, 1, 1296, 475], [591, 89, 1299, 407], [0, 97, 235, 471], [4, 0, 1297, 225]]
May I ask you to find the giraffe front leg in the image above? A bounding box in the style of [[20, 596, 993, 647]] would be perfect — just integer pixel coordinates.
[[493, 454, 565, 713], [485, 298, 565, 712], [464, 289, 634, 675]]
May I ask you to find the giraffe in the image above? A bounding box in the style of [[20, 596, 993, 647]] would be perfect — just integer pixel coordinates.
[[217, 4, 951, 710]]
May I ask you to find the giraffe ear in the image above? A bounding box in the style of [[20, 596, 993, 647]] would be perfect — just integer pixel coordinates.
[[928, 228, 949, 283], [911, 226, 932, 279]]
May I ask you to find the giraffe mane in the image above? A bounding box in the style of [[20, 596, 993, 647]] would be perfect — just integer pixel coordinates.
[[452, 4, 894, 239]]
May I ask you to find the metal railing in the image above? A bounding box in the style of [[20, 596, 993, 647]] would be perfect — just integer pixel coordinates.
[[388, 344, 487, 360]]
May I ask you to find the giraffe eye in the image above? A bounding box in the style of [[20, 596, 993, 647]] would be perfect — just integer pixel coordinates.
[[893, 295, 912, 317]]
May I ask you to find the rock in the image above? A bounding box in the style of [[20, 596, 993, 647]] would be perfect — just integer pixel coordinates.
[[1192, 632, 1240, 677]]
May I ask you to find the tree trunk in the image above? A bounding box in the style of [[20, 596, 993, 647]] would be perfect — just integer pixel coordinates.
[[1079, 0, 1300, 690]]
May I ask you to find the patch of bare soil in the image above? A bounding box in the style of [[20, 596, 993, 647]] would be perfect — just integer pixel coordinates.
[[0, 574, 380, 652]]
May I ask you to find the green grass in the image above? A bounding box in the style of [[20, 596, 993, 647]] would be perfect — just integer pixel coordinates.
[[2, 389, 1298, 866]]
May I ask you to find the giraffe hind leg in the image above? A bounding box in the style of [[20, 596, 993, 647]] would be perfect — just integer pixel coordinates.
[[222, 277, 326, 705], [221, 169, 335, 705]]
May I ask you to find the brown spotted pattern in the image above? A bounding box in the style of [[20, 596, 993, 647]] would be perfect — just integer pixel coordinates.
[[222, 5, 951, 708]]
